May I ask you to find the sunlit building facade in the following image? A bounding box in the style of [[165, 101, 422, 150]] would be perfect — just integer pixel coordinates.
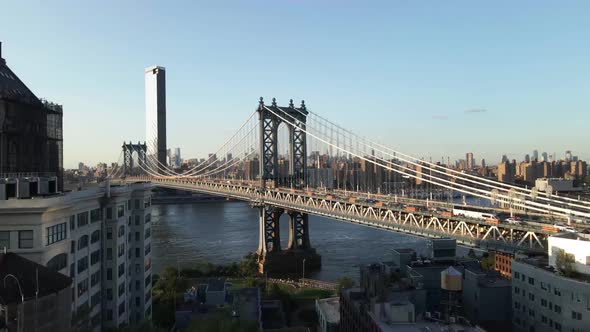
[[145, 66, 167, 174]]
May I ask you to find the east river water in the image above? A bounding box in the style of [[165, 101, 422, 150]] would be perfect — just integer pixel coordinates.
[[151, 201, 432, 281]]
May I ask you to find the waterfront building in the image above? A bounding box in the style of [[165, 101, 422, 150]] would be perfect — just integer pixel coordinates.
[[0, 43, 63, 190], [145, 65, 167, 173], [0, 181, 153, 330], [512, 233, 590, 332]]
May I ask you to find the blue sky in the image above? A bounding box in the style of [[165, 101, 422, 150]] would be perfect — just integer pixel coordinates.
[[2, 1, 589, 168]]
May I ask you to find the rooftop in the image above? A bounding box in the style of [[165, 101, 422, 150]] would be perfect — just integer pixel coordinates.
[[199, 278, 227, 292], [0, 42, 42, 106], [0, 253, 72, 304], [316, 297, 340, 324]]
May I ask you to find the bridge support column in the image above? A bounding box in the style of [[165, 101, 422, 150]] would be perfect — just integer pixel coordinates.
[[287, 211, 310, 250]]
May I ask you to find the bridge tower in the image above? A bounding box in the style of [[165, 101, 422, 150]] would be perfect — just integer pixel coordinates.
[[255, 97, 320, 275], [122, 141, 147, 177]]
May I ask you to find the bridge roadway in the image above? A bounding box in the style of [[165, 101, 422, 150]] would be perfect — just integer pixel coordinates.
[[126, 176, 555, 254]]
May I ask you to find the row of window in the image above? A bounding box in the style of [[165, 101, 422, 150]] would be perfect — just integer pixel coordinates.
[[47, 222, 67, 245], [0, 230, 33, 249]]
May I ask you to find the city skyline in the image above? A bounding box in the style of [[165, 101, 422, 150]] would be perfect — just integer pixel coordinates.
[[2, 1, 590, 169]]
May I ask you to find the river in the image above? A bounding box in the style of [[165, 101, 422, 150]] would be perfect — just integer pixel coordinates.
[[151, 201, 435, 281]]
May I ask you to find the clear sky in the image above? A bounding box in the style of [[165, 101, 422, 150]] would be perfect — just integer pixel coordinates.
[[2, 1, 589, 169]]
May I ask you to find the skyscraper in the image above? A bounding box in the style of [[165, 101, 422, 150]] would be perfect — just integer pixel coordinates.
[[532, 149, 539, 161], [541, 152, 548, 162], [466, 152, 474, 169], [145, 66, 167, 174]]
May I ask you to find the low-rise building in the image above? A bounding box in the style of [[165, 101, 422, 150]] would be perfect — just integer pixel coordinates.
[[316, 297, 340, 332], [462, 266, 512, 329]]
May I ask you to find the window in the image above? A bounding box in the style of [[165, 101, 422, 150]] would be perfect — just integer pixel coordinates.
[[144, 197, 151, 208], [90, 249, 101, 265], [136, 297, 140, 307], [521, 273, 525, 281], [70, 215, 76, 230], [90, 208, 101, 223], [135, 280, 140, 290], [128, 232, 132, 242], [117, 205, 125, 218], [145, 243, 151, 255], [528, 308, 535, 317], [541, 315, 547, 323], [135, 248, 140, 258], [106, 288, 113, 301], [118, 243, 125, 257], [145, 274, 151, 287], [127, 200, 131, 211], [18, 230, 33, 248], [106, 227, 113, 240], [145, 291, 151, 303], [0, 231, 10, 249], [135, 215, 140, 225], [78, 235, 89, 250], [529, 293, 535, 301], [554, 287, 561, 296], [145, 214, 151, 224], [106, 309, 113, 321], [107, 268, 112, 280], [77, 256, 88, 273], [118, 263, 125, 277], [46, 222, 67, 245], [118, 282, 125, 296], [91, 270, 101, 287], [572, 311, 582, 320], [135, 232, 140, 241], [145, 227, 151, 239], [554, 304, 561, 313], [514, 287, 520, 294], [107, 248, 113, 260], [540, 281, 547, 290], [77, 278, 89, 296], [118, 225, 125, 238], [77, 212, 89, 227], [128, 216, 131, 226], [70, 263, 75, 278], [554, 322, 561, 331], [135, 199, 140, 209], [514, 271, 520, 279], [91, 291, 101, 308], [119, 301, 126, 315], [528, 277, 534, 285], [541, 298, 547, 307], [514, 301, 520, 309], [91, 230, 100, 244], [106, 207, 113, 219], [47, 253, 67, 271]]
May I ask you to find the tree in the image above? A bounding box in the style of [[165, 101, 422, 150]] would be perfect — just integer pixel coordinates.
[[555, 248, 576, 277], [480, 253, 495, 270], [336, 276, 354, 293]]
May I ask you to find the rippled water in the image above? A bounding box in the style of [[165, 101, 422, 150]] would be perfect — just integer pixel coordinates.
[[151, 201, 429, 281]]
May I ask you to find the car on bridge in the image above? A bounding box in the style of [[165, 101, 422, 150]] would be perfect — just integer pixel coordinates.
[[553, 224, 577, 233]]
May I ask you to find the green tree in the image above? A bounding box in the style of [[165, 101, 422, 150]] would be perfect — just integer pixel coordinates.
[[336, 276, 354, 294], [555, 248, 577, 277], [480, 253, 495, 270]]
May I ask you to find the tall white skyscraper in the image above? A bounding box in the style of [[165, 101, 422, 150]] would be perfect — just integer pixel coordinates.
[[145, 66, 167, 174]]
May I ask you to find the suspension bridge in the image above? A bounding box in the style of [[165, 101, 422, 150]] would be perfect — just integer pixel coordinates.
[[106, 98, 590, 274]]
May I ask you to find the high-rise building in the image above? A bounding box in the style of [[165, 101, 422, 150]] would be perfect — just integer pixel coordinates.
[[524, 154, 530, 163], [0, 42, 63, 190], [541, 152, 548, 162], [466, 152, 474, 170], [532, 149, 539, 161], [497, 160, 515, 183], [145, 66, 167, 173], [565, 150, 572, 162]]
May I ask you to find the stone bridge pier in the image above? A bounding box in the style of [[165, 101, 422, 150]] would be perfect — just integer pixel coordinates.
[[255, 204, 321, 276]]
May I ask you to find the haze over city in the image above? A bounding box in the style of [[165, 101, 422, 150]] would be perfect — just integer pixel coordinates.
[[2, 0, 589, 169]]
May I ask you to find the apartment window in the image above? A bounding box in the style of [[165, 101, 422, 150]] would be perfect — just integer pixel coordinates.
[[135, 280, 140, 291], [107, 248, 113, 260], [106, 288, 113, 301], [118, 282, 125, 296], [135, 248, 140, 258], [514, 271, 520, 279], [528, 277, 534, 285], [145, 213, 151, 224], [77, 256, 88, 273], [117, 205, 125, 218], [514, 301, 520, 309], [554, 304, 561, 313], [521, 273, 525, 281], [91, 291, 101, 308], [128, 248, 132, 259], [46, 222, 67, 245], [90, 208, 101, 223], [118, 263, 125, 277], [106, 227, 113, 240], [0, 231, 10, 249], [90, 230, 100, 244], [541, 298, 547, 307], [128, 216, 131, 227], [136, 297, 140, 307], [119, 301, 126, 315], [18, 230, 33, 249], [78, 235, 89, 250], [541, 315, 547, 323], [90, 249, 101, 265], [135, 232, 140, 241], [70, 263, 75, 278], [571, 311, 582, 320], [77, 278, 89, 296], [145, 227, 151, 239], [135, 215, 140, 225], [554, 322, 561, 331], [127, 200, 131, 211], [135, 199, 140, 209], [107, 268, 112, 280], [145, 274, 151, 287], [91, 270, 100, 287], [514, 287, 520, 294], [540, 281, 547, 290], [77, 212, 89, 227], [118, 225, 125, 238], [554, 288, 561, 296], [145, 243, 151, 255], [47, 253, 67, 271], [106, 309, 113, 321], [528, 309, 535, 317], [529, 293, 535, 301], [118, 243, 125, 257], [106, 207, 113, 219], [128, 232, 132, 243]]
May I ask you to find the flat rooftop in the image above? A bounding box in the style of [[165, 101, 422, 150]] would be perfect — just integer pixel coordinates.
[[317, 297, 340, 324]]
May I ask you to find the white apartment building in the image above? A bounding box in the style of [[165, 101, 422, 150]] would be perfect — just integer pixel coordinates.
[[0, 180, 153, 331]]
